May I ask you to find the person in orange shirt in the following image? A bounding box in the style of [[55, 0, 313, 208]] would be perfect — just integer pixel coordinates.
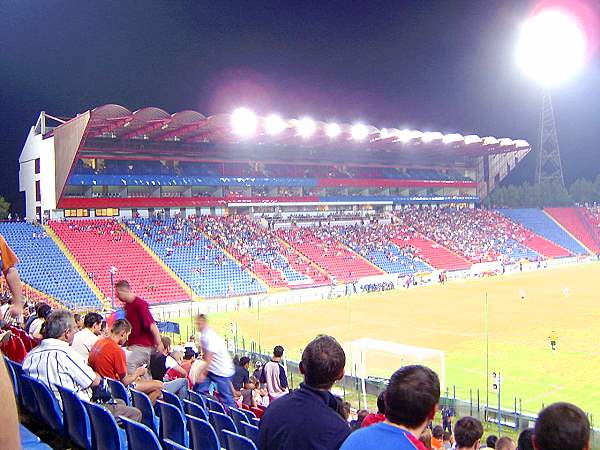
[[431, 425, 445, 450], [88, 319, 163, 403], [0, 235, 21, 303]]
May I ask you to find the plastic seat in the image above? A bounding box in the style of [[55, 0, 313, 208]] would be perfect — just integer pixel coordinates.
[[230, 407, 249, 431], [209, 410, 238, 449], [183, 399, 208, 421], [24, 375, 64, 435], [121, 416, 161, 450], [130, 388, 159, 436], [83, 400, 127, 450], [4, 357, 19, 399], [239, 422, 259, 446], [223, 429, 258, 450], [157, 400, 189, 448], [19, 425, 41, 445], [162, 389, 184, 411], [57, 385, 92, 450], [108, 378, 130, 405], [188, 390, 207, 409], [187, 415, 220, 450], [163, 439, 191, 450], [206, 396, 226, 414], [239, 407, 257, 422]]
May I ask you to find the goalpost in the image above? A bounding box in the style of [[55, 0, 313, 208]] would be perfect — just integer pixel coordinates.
[[344, 338, 446, 409]]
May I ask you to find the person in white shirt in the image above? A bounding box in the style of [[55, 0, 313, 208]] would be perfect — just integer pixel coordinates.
[[28, 303, 52, 339], [22, 309, 141, 422], [71, 312, 103, 360], [193, 314, 235, 406]]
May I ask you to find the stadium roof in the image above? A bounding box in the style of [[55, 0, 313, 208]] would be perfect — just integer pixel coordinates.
[[48, 104, 531, 159]]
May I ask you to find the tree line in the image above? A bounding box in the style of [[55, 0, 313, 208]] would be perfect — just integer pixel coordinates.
[[485, 177, 600, 208]]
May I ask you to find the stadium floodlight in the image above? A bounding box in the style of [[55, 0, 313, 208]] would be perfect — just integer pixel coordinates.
[[442, 133, 464, 144], [516, 8, 587, 87], [351, 124, 369, 141], [499, 138, 514, 146], [514, 139, 530, 148], [421, 131, 443, 143], [483, 136, 499, 145], [398, 129, 417, 143], [264, 114, 286, 135], [231, 107, 257, 136], [464, 135, 482, 144], [297, 117, 316, 138], [326, 122, 341, 138]]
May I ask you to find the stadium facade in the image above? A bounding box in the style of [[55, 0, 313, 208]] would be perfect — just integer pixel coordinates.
[[18, 105, 531, 222]]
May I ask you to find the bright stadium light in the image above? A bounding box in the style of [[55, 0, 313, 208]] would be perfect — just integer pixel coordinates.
[[516, 8, 587, 86], [398, 129, 415, 143], [464, 135, 482, 144], [264, 114, 286, 135], [483, 136, 499, 145], [442, 133, 464, 144], [499, 138, 514, 146], [351, 124, 369, 141], [326, 122, 341, 138], [514, 139, 530, 148], [231, 107, 257, 136], [297, 117, 316, 138], [422, 131, 443, 143]]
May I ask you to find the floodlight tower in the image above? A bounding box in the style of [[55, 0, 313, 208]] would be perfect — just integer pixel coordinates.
[[516, 7, 588, 188]]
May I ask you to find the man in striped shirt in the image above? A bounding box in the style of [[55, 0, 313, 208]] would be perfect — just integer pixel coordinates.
[[23, 309, 141, 421]]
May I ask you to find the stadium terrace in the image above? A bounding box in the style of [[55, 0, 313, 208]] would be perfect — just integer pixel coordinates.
[[19, 105, 530, 222]]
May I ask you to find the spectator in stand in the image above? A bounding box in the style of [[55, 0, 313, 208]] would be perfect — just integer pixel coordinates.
[[485, 435, 498, 449], [431, 425, 444, 450], [252, 360, 264, 380], [533, 402, 590, 450], [496, 437, 516, 450], [150, 336, 189, 399], [73, 313, 84, 332], [419, 428, 433, 449], [351, 409, 369, 431], [184, 335, 198, 356], [194, 314, 235, 406], [72, 312, 103, 360], [361, 391, 386, 428], [24, 302, 44, 333], [88, 319, 163, 403], [340, 365, 440, 450], [261, 345, 289, 401], [22, 310, 142, 421], [240, 376, 257, 406], [164, 350, 185, 381], [453, 416, 483, 450], [28, 303, 52, 339], [181, 347, 195, 373], [0, 234, 21, 306], [232, 355, 251, 391], [116, 280, 164, 376], [259, 335, 350, 450], [442, 431, 452, 449], [517, 429, 534, 450]]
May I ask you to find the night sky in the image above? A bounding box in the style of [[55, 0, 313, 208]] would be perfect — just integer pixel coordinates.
[[1, 0, 599, 213]]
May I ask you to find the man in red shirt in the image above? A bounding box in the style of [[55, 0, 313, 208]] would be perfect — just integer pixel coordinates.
[[361, 391, 386, 428], [89, 319, 163, 403], [115, 280, 163, 377]]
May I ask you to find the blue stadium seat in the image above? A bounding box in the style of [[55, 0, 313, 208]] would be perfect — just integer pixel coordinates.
[[24, 375, 64, 436], [107, 378, 130, 405], [57, 385, 92, 450], [19, 371, 38, 416], [223, 429, 258, 450], [130, 388, 159, 436], [163, 439, 191, 450], [206, 396, 227, 414], [183, 399, 209, 421], [209, 410, 238, 449], [229, 407, 249, 431], [4, 356, 19, 399], [121, 416, 162, 450], [239, 422, 259, 446], [83, 400, 128, 450], [240, 408, 256, 422], [188, 390, 208, 409], [0, 222, 100, 308], [19, 425, 41, 445], [162, 389, 184, 412], [157, 400, 189, 448], [187, 415, 220, 450]]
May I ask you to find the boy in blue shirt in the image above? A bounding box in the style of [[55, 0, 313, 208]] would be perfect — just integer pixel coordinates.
[[340, 365, 440, 450]]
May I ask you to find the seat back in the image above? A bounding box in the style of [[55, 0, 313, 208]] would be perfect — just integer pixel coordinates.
[[239, 422, 259, 447], [230, 407, 249, 431], [130, 388, 159, 436], [4, 356, 19, 398], [24, 375, 63, 435], [120, 416, 161, 450], [206, 397, 226, 414], [240, 408, 257, 422], [209, 410, 238, 449], [183, 399, 208, 421], [223, 429, 258, 450], [83, 400, 127, 450], [162, 389, 184, 411], [188, 390, 207, 409], [186, 415, 220, 450], [57, 385, 92, 450], [163, 438, 191, 450], [157, 400, 188, 447], [107, 378, 130, 405]]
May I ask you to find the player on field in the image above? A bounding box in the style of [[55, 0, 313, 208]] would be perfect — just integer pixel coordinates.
[[548, 331, 558, 351]]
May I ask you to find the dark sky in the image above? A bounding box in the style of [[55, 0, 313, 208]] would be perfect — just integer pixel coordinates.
[[1, 0, 599, 213]]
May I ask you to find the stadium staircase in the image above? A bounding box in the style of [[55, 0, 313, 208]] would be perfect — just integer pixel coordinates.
[[49, 220, 191, 304], [0, 222, 101, 309], [496, 209, 586, 256], [395, 236, 471, 271], [545, 207, 600, 254], [128, 219, 267, 298], [277, 228, 384, 282]]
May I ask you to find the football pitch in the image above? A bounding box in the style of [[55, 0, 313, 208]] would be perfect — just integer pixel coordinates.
[[175, 262, 600, 418]]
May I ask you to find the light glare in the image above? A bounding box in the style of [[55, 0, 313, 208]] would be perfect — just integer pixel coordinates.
[[516, 9, 587, 86], [351, 124, 369, 141], [265, 114, 286, 135], [297, 117, 316, 138], [231, 107, 257, 136], [326, 123, 341, 138]]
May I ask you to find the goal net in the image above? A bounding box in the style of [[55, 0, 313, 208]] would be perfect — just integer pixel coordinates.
[[344, 338, 445, 407]]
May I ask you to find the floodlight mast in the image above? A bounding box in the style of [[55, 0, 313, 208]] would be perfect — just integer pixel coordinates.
[[537, 90, 565, 187]]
